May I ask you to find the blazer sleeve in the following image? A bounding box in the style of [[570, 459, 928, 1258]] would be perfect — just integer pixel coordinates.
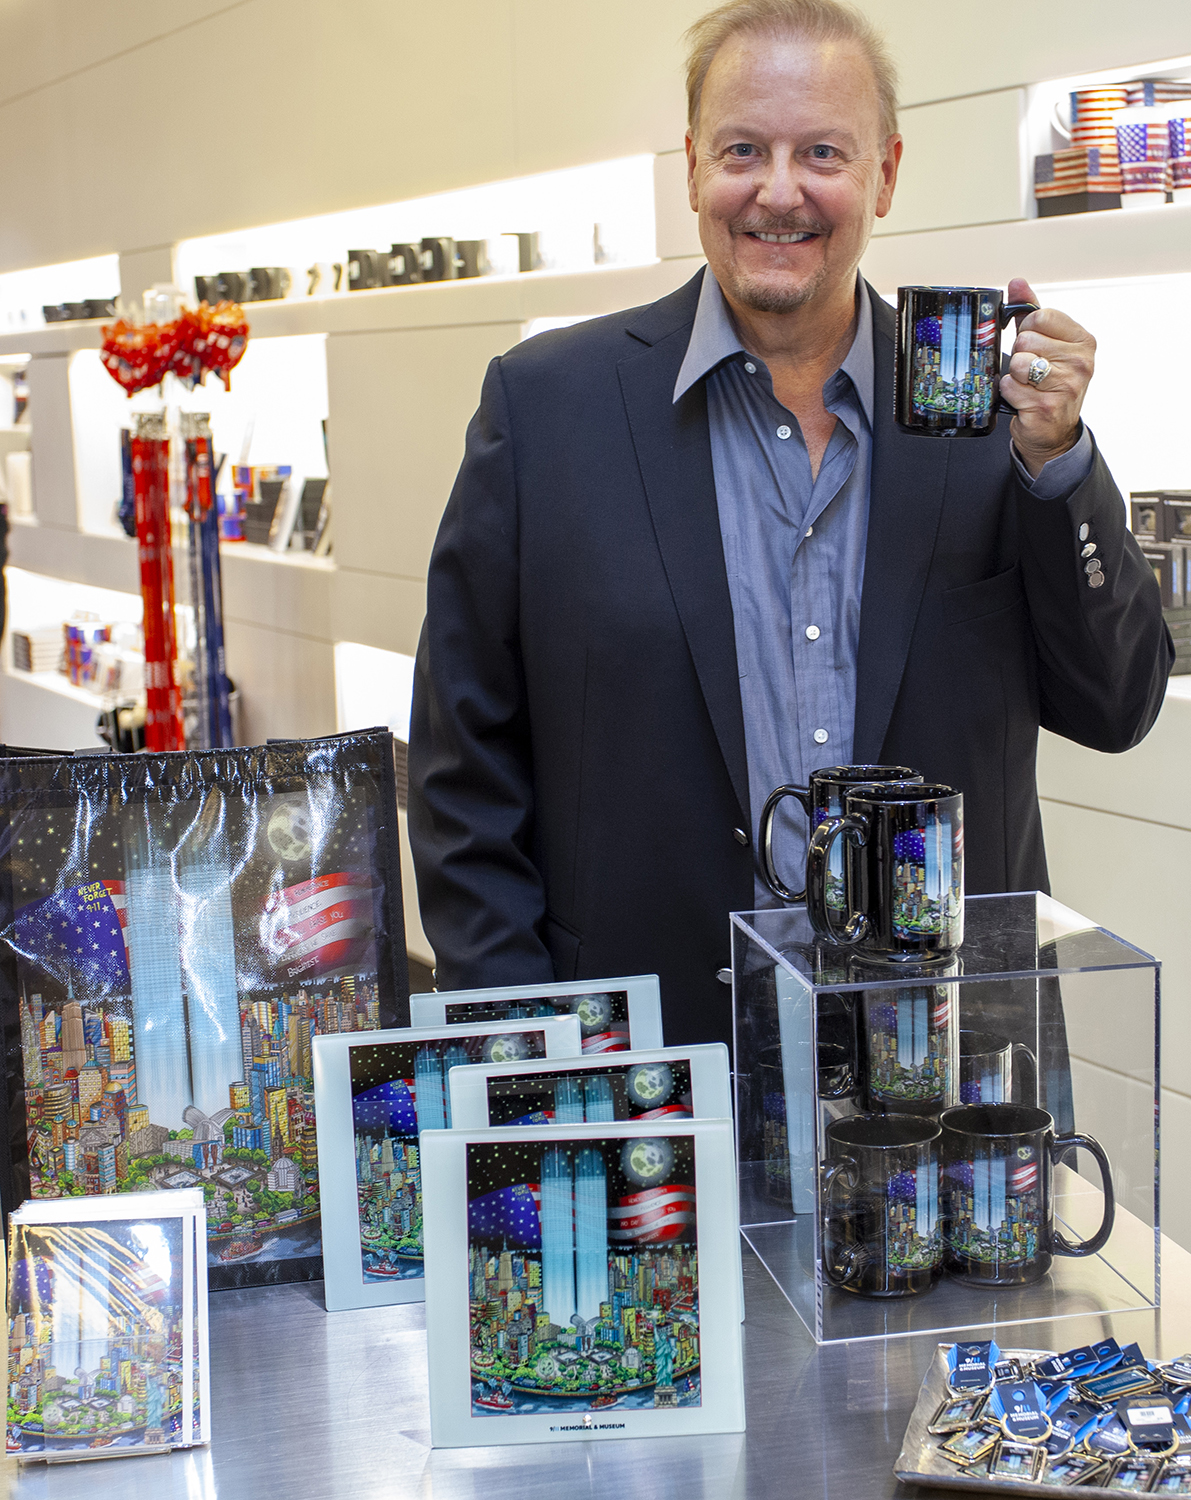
[[407, 356, 557, 989], [1015, 436, 1174, 752]]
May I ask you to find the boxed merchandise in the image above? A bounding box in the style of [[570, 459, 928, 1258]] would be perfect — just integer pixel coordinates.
[[1034, 149, 1121, 216]]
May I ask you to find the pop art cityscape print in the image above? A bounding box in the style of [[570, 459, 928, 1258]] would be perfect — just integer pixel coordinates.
[[6, 1217, 188, 1456], [350, 1031, 550, 1282], [465, 1134, 700, 1417], [4, 785, 391, 1274], [444, 991, 631, 1054]]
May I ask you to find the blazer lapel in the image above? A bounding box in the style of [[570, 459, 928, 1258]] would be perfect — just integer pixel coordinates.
[[617, 284, 751, 824], [853, 286, 953, 761]]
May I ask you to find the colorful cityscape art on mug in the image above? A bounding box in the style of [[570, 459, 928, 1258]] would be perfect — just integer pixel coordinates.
[[6, 1213, 196, 1457], [911, 305, 997, 421], [0, 736, 405, 1284], [350, 1030, 552, 1283], [465, 1133, 700, 1416]]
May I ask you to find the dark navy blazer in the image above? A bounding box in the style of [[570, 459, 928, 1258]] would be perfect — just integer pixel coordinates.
[[409, 270, 1172, 1046]]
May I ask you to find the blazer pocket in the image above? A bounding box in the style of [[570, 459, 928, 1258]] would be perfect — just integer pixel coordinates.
[[944, 565, 1025, 625], [543, 912, 582, 982]]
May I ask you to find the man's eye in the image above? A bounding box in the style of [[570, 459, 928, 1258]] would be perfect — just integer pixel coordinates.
[[810, 144, 837, 159], [728, 144, 757, 158]]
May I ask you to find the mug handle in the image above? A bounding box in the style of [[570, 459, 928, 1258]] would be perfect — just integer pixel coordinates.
[[759, 784, 812, 901], [1011, 1043, 1038, 1107], [1051, 1132, 1115, 1256], [821, 1157, 864, 1286], [997, 301, 1041, 414], [806, 814, 868, 945]]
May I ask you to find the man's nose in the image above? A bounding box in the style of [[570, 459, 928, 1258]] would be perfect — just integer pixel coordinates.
[[755, 151, 807, 216]]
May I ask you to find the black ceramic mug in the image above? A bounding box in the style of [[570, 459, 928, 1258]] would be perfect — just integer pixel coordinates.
[[760, 764, 922, 902], [807, 782, 964, 960], [822, 1112, 942, 1297], [939, 1102, 1114, 1286], [895, 286, 1039, 437]]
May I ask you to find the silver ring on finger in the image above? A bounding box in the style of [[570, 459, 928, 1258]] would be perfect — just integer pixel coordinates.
[[1027, 356, 1051, 387]]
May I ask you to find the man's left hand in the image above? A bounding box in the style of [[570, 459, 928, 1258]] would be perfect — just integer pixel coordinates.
[[1001, 276, 1096, 479]]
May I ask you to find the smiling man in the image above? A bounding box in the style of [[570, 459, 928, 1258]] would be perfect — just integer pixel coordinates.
[[408, 0, 1171, 1047]]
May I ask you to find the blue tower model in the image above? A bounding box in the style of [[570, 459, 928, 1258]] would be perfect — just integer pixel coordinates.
[[413, 1046, 447, 1132], [573, 1146, 608, 1323], [124, 819, 192, 1128], [540, 1144, 576, 1328], [176, 836, 241, 1119]]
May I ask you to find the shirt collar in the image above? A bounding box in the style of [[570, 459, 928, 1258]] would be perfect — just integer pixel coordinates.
[[672, 269, 875, 427]]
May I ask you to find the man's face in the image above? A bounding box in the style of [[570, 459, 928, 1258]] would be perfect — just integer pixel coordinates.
[[686, 32, 901, 316]]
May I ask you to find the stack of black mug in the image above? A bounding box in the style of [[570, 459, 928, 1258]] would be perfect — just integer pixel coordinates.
[[759, 766, 1115, 1299]]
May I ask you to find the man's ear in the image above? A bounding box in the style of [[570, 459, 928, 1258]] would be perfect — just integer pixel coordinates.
[[686, 130, 700, 213]]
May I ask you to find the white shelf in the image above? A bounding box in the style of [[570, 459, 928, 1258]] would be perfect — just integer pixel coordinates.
[[863, 202, 1191, 295], [3, 666, 107, 708], [0, 258, 695, 355]]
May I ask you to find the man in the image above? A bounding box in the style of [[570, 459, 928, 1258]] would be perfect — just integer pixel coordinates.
[[409, 0, 1171, 1046]]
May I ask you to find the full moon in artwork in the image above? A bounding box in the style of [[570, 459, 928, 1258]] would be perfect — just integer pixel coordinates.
[[267, 803, 313, 862]]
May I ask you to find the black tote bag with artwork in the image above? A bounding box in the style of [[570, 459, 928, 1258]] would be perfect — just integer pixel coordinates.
[[0, 729, 409, 1288]]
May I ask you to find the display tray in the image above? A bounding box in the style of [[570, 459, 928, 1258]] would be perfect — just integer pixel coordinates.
[[896, 1345, 1099, 1496]]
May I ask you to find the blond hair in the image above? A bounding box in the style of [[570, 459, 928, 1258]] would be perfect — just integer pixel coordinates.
[[684, 0, 899, 141]]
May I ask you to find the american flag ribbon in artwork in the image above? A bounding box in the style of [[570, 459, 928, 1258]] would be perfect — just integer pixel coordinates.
[[634, 1104, 694, 1121], [932, 996, 951, 1032], [1008, 1156, 1038, 1196], [608, 1185, 696, 1243], [976, 319, 997, 349], [261, 872, 376, 979], [11, 879, 131, 994], [581, 1026, 632, 1054]]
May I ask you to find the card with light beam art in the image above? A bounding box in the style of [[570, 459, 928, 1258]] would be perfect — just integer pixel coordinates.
[[422, 1118, 744, 1447], [6, 1186, 209, 1462], [314, 1017, 582, 1311], [410, 975, 663, 1055]]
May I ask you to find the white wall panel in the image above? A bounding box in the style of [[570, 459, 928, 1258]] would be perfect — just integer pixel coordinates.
[[1039, 797, 1191, 1096], [2, 0, 1188, 271], [221, 618, 335, 745], [324, 321, 521, 583], [25, 355, 77, 529], [875, 90, 1025, 237]]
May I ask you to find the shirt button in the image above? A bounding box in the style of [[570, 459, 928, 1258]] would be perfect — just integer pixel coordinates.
[[805, 625, 821, 641], [776, 425, 792, 440], [813, 728, 829, 744], [805, 526, 813, 537], [744, 361, 757, 374]]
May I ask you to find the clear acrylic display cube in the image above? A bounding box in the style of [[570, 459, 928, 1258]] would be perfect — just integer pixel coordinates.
[[732, 892, 1158, 1344]]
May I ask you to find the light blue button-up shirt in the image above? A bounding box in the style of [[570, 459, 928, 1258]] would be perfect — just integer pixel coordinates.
[[674, 270, 1093, 904]]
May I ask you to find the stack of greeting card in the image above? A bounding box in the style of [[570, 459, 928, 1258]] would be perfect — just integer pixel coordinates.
[[6, 1187, 209, 1462]]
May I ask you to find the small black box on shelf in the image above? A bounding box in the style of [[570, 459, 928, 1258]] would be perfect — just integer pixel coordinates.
[[217, 271, 248, 302], [1142, 546, 1177, 608], [1163, 495, 1191, 542], [1131, 495, 1166, 541], [1036, 192, 1121, 216]]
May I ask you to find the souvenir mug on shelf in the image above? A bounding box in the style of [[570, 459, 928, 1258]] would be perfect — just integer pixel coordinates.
[[821, 1113, 942, 1297], [939, 1103, 1115, 1286], [1168, 108, 1191, 201], [760, 764, 921, 902], [894, 287, 1039, 437], [807, 782, 964, 961], [959, 1029, 1037, 1106], [851, 956, 959, 1118], [1115, 107, 1172, 205]]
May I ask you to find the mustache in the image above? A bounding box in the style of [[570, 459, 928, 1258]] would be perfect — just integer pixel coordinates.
[[733, 219, 826, 236]]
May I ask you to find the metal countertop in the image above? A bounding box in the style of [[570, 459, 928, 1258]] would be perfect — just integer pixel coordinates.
[[4, 1243, 1188, 1500]]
